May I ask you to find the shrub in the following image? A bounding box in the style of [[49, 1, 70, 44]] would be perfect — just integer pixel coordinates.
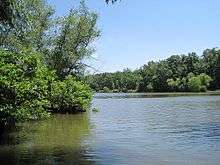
[[103, 87, 111, 93], [199, 73, 212, 87], [0, 50, 55, 122], [187, 76, 201, 92], [0, 50, 93, 125], [50, 75, 92, 113], [187, 73, 212, 92]]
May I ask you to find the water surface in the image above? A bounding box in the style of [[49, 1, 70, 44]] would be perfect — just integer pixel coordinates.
[[0, 94, 220, 165]]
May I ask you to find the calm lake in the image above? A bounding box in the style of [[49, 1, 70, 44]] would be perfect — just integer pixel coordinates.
[[0, 93, 220, 165]]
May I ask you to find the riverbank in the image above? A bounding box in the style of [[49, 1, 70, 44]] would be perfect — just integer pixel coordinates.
[[94, 90, 220, 99], [96, 90, 220, 95], [139, 90, 220, 96]]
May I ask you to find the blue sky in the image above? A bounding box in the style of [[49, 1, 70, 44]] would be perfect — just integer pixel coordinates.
[[48, 0, 220, 73]]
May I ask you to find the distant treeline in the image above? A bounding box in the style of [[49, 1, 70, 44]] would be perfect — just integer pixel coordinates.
[[86, 48, 220, 92]]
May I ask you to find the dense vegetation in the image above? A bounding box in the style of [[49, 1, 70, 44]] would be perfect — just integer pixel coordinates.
[[87, 48, 220, 93], [0, 0, 99, 126]]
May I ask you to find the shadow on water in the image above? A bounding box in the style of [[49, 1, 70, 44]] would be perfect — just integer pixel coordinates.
[[0, 114, 96, 165]]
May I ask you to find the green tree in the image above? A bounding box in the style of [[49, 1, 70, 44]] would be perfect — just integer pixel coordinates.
[[216, 55, 220, 89], [0, 0, 54, 52], [151, 61, 172, 92], [47, 1, 100, 78], [138, 61, 157, 92], [202, 48, 220, 89]]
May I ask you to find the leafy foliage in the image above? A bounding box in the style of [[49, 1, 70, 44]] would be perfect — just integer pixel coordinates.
[[102, 87, 111, 93], [50, 76, 92, 113], [0, 0, 98, 124], [47, 1, 100, 78], [0, 0, 54, 52], [87, 48, 219, 93], [0, 49, 93, 123], [1, 0, 100, 79], [86, 69, 141, 92], [0, 0, 15, 25], [187, 76, 201, 92], [202, 48, 220, 89], [0, 50, 53, 122]]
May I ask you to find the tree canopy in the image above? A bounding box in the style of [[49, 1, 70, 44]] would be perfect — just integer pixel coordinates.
[[87, 48, 220, 93]]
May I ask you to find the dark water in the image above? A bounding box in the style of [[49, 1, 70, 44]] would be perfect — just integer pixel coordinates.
[[0, 94, 220, 165]]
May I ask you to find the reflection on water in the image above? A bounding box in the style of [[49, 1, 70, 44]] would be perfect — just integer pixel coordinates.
[[0, 94, 220, 165], [0, 114, 95, 165]]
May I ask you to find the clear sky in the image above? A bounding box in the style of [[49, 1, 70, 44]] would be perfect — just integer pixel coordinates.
[[48, 0, 220, 73]]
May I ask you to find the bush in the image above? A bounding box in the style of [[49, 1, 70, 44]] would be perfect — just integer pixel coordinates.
[[0, 50, 55, 122], [187, 73, 212, 92], [199, 73, 212, 87], [50, 76, 92, 113], [0, 50, 93, 124], [187, 76, 201, 92], [103, 87, 111, 93]]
